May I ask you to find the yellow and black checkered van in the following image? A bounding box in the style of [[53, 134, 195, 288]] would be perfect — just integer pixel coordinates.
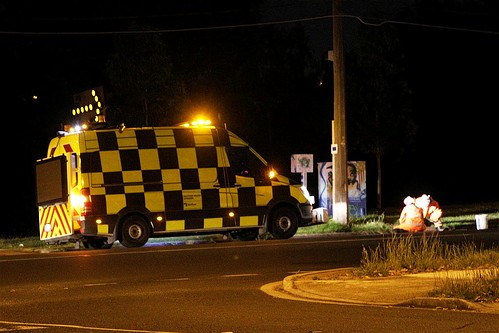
[[36, 125, 322, 249]]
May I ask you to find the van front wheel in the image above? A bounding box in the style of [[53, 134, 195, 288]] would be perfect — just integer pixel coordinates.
[[270, 207, 299, 239], [120, 215, 150, 248]]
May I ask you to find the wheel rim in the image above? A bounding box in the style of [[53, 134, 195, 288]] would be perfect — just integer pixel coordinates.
[[277, 216, 291, 231], [128, 224, 143, 240]]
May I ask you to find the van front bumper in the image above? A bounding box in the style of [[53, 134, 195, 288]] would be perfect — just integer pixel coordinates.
[[298, 203, 321, 226]]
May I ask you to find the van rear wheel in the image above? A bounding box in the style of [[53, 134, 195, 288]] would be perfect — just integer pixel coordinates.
[[270, 207, 299, 239], [120, 215, 150, 248]]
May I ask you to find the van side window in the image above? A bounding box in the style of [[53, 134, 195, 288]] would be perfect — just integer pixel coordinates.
[[70, 153, 78, 188], [227, 147, 266, 181]]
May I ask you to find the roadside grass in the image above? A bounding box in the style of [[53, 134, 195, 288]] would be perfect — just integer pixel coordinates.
[[430, 269, 499, 302], [297, 213, 393, 234], [0, 236, 75, 251], [355, 233, 499, 302], [0, 235, 221, 251]]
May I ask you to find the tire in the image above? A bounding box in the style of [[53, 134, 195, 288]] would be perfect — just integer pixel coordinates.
[[230, 228, 259, 241], [270, 207, 299, 239], [119, 215, 151, 248]]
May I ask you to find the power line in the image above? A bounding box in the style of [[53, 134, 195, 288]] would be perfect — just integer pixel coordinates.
[[1, 13, 498, 36], [344, 14, 499, 35]]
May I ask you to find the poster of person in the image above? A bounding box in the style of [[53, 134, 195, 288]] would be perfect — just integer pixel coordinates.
[[347, 161, 367, 216], [317, 161, 366, 217], [318, 162, 333, 216]]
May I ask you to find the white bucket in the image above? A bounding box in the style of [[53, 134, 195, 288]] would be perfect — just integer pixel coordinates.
[[475, 214, 489, 230], [313, 208, 329, 223]]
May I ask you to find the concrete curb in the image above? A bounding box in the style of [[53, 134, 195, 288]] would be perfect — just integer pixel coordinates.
[[396, 297, 484, 311], [280, 269, 499, 313]]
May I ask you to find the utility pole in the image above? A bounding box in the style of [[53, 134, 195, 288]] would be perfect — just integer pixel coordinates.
[[332, 0, 348, 224]]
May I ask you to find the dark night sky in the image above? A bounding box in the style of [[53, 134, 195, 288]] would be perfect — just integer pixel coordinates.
[[1, 0, 498, 236]]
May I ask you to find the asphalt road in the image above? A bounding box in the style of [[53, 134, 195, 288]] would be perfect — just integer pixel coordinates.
[[1, 231, 498, 332]]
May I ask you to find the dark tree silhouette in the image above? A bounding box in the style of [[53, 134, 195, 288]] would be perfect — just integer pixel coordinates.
[[105, 25, 185, 127], [346, 22, 416, 211]]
